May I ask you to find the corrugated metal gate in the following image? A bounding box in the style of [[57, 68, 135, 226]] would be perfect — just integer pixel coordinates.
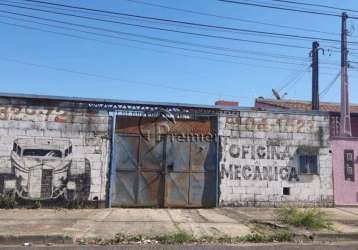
[[111, 116, 217, 208]]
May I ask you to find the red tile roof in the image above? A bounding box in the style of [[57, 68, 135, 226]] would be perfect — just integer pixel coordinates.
[[255, 98, 358, 113]]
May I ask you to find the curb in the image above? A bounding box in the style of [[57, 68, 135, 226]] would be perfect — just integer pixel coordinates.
[[0, 235, 73, 245], [312, 233, 358, 242]]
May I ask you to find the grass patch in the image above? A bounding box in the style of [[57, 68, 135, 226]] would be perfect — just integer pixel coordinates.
[[78, 229, 294, 245], [275, 207, 332, 230], [156, 231, 195, 244], [0, 193, 17, 209]]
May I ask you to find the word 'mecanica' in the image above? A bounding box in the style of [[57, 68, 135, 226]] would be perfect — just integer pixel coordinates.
[[221, 164, 299, 181]]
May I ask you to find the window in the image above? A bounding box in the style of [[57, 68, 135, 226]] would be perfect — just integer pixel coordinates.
[[16, 146, 21, 156], [299, 155, 318, 174], [22, 149, 62, 158], [344, 150, 354, 181]]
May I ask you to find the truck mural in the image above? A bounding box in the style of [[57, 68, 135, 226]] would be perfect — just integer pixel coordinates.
[[0, 137, 91, 201]]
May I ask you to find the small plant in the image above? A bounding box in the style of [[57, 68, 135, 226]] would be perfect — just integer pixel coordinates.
[[66, 199, 88, 209], [79, 229, 294, 246], [0, 193, 17, 209], [269, 229, 294, 242], [155, 231, 194, 244], [275, 207, 332, 230], [240, 230, 294, 243], [31, 200, 41, 209]]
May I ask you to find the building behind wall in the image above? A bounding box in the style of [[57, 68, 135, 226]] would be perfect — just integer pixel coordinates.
[[218, 109, 333, 207], [331, 138, 358, 205]]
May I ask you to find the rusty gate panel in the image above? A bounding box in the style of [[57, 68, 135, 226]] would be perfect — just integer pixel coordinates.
[[112, 133, 164, 207], [139, 138, 164, 171], [116, 116, 214, 136], [116, 135, 139, 171], [112, 171, 137, 206], [165, 139, 190, 172], [164, 138, 190, 207], [164, 138, 217, 208], [112, 116, 218, 208], [189, 172, 216, 207], [165, 172, 189, 207], [188, 140, 217, 207], [111, 135, 139, 207], [190, 141, 217, 172], [137, 171, 163, 206]]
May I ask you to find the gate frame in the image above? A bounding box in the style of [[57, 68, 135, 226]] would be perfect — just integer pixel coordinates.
[[110, 113, 220, 208], [108, 111, 117, 208]]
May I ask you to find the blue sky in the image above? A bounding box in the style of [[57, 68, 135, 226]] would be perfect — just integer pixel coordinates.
[[0, 0, 358, 106]]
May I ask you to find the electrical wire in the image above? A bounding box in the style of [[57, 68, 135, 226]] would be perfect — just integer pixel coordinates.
[[277, 64, 310, 93], [6, 0, 312, 36], [0, 19, 317, 72], [0, 9, 312, 50], [220, 0, 358, 20], [122, 0, 338, 36], [218, 0, 340, 17], [272, 0, 358, 14], [0, 1, 348, 44], [0, 13, 309, 62], [320, 71, 341, 97], [0, 56, 251, 99]]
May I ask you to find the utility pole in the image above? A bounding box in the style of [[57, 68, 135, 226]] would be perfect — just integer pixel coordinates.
[[311, 41, 320, 110], [340, 12, 352, 137]]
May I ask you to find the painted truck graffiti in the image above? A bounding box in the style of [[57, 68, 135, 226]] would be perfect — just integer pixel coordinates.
[[0, 100, 110, 207], [1, 138, 91, 200]]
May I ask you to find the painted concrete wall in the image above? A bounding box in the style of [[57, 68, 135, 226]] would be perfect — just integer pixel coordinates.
[[218, 111, 333, 207], [331, 138, 358, 206], [0, 98, 110, 205]]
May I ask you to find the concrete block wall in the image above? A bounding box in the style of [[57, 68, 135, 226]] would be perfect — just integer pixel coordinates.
[[218, 111, 333, 207], [0, 98, 110, 205]]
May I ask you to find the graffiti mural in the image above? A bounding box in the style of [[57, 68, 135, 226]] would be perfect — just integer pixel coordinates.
[[219, 112, 333, 207], [0, 137, 91, 201], [220, 143, 300, 182], [0, 101, 110, 207]]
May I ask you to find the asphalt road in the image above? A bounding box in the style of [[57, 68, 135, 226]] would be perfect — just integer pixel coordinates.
[[1, 244, 358, 250]]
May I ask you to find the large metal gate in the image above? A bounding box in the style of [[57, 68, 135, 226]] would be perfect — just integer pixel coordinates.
[[111, 116, 217, 208]]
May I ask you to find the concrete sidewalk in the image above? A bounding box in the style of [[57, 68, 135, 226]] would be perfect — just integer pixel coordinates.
[[1, 208, 358, 244]]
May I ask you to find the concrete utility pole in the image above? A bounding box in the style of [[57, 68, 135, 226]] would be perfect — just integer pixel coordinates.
[[311, 41, 320, 110], [340, 12, 352, 137]]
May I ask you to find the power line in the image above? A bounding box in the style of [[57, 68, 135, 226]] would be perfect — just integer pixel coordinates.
[[0, 14, 338, 71], [1, 13, 309, 62], [320, 71, 341, 97], [0, 18, 317, 72], [9, 0, 312, 37], [277, 64, 310, 93], [0, 1, 348, 44], [272, 0, 358, 14], [0, 9, 312, 50], [122, 0, 338, 36], [285, 69, 308, 94], [220, 0, 358, 20], [218, 0, 340, 17], [0, 56, 252, 99], [0, 8, 309, 61]]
